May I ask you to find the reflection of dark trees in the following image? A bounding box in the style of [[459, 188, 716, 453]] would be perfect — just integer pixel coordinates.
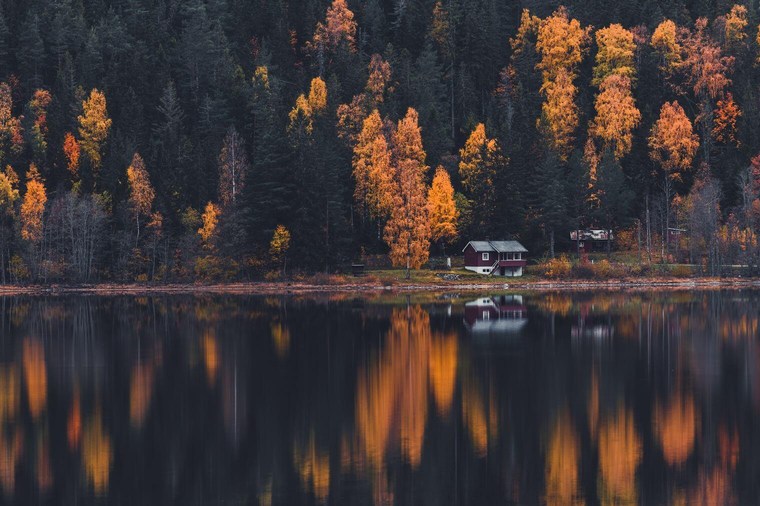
[[1, 291, 760, 504]]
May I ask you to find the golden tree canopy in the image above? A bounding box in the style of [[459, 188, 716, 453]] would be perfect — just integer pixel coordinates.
[[539, 68, 579, 159], [648, 101, 699, 178], [593, 24, 636, 86], [724, 4, 748, 46], [536, 6, 590, 82], [270, 225, 291, 260], [591, 74, 641, 159], [308, 77, 328, 113], [427, 166, 458, 245], [198, 202, 221, 244], [126, 152, 155, 219], [63, 132, 80, 179], [651, 19, 681, 69], [20, 164, 47, 243], [712, 92, 741, 146], [77, 89, 112, 171], [311, 0, 357, 53], [458, 123, 503, 194]]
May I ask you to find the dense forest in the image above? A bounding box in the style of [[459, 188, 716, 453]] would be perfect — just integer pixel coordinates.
[[0, 0, 760, 281]]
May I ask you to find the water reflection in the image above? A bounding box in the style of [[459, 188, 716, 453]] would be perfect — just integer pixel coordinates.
[[0, 291, 757, 503]]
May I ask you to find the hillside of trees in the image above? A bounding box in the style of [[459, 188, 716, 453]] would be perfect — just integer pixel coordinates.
[[0, 0, 759, 281]]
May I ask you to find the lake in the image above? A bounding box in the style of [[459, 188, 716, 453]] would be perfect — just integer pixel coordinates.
[[0, 289, 758, 504]]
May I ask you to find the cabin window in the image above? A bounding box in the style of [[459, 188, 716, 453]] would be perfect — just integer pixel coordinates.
[[482, 252, 489, 261], [482, 311, 490, 320], [515, 253, 521, 260]]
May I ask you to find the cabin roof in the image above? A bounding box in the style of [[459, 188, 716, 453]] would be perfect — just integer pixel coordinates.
[[463, 240, 528, 253]]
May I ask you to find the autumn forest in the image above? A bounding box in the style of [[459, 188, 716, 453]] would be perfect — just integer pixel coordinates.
[[1, 0, 760, 281]]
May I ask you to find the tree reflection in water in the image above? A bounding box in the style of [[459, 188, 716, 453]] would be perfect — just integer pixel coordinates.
[[0, 291, 755, 504]]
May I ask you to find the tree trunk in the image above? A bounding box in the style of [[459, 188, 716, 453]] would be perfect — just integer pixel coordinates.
[[549, 228, 555, 259]]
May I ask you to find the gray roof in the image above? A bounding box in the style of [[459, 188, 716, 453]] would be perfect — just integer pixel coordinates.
[[463, 240, 528, 253]]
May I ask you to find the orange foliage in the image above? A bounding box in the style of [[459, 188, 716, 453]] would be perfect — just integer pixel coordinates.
[[536, 7, 590, 83], [384, 109, 430, 272], [0, 365, 19, 421], [310, 0, 357, 53], [591, 74, 641, 159], [22, 337, 47, 420], [649, 101, 699, 178], [682, 18, 734, 100], [126, 152, 155, 229], [458, 123, 504, 195], [366, 55, 391, 103], [353, 111, 395, 220], [63, 132, 80, 179], [539, 68, 580, 159], [712, 92, 741, 146]]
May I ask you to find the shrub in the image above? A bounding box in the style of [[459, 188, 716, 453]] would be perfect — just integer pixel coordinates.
[[542, 255, 572, 278]]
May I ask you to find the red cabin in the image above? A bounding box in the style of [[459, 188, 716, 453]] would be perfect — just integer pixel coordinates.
[[462, 240, 528, 276]]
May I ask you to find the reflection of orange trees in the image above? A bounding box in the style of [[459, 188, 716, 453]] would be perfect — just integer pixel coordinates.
[[67, 388, 82, 450], [354, 306, 431, 469], [36, 430, 52, 492], [428, 331, 458, 416], [683, 424, 739, 505], [82, 408, 112, 495], [293, 434, 331, 503], [545, 409, 584, 506], [587, 372, 599, 442], [23, 338, 47, 420], [598, 406, 641, 505], [202, 328, 219, 386], [653, 391, 697, 467], [130, 361, 155, 428], [0, 425, 22, 495], [271, 321, 291, 359], [0, 365, 19, 420], [461, 375, 497, 457], [719, 313, 758, 341], [535, 294, 573, 316]]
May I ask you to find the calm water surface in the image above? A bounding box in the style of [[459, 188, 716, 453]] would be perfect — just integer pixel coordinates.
[[0, 290, 758, 505]]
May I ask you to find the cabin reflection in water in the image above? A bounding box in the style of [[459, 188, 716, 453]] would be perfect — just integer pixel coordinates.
[[463, 295, 527, 335]]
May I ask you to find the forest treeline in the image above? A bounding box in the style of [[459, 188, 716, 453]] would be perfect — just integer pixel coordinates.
[[1, 0, 760, 281]]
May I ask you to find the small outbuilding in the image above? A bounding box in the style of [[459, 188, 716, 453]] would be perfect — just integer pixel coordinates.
[[462, 240, 528, 276]]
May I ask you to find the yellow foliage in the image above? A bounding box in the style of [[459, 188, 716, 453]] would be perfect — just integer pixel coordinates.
[[270, 225, 291, 261], [458, 123, 502, 194], [308, 77, 328, 113], [288, 94, 313, 135], [77, 89, 112, 172], [126, 152, 154, 219], [353, 110, 394, 219], [536, 6, 590, 83], [539, 69, 579, 159], [591, 75, 641, 159], [651, 20, 681, 69], [648, 101, 699, 178], [510, 9, 541, 56], [198, 201, 221, 244], [20, 164, 47, 243], [724, 4, 748, 45], [593, 24, 636, 86], [427, 166, 458, 245]]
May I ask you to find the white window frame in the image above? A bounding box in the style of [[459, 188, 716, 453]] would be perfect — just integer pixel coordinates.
[[482, 252, 489, 261]]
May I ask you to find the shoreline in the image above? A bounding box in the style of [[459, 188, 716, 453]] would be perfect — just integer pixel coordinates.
[[1, 277, 760, 296]]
